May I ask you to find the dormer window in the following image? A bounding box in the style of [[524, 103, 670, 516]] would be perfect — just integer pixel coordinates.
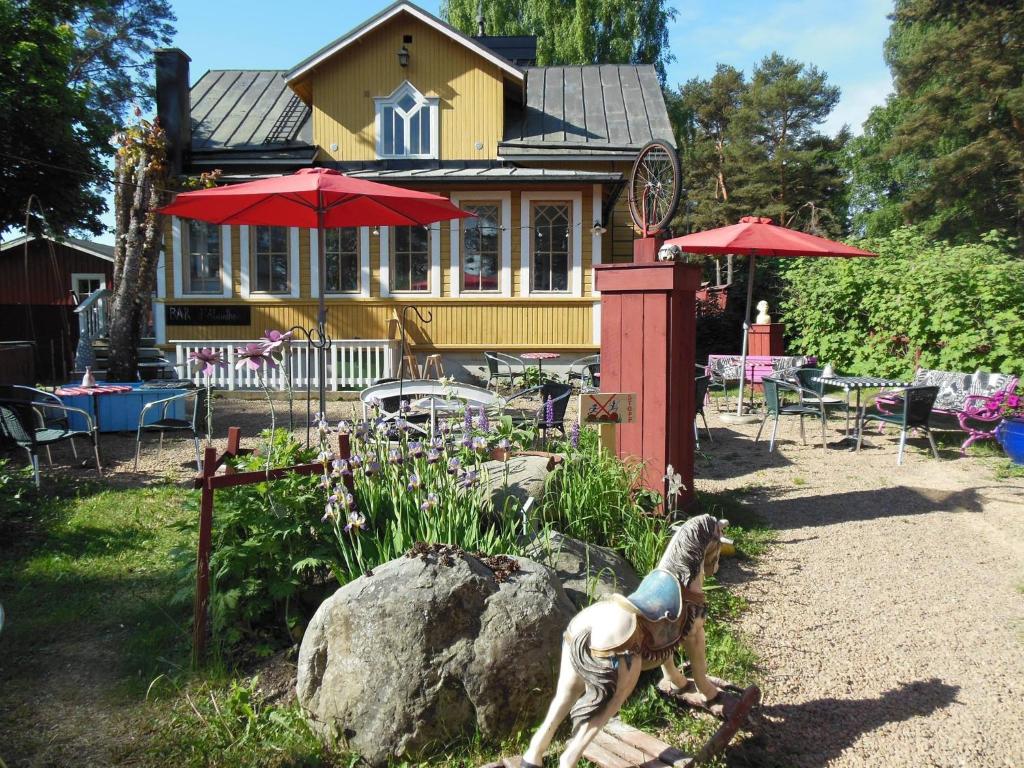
[[374, 81, 438, 159]]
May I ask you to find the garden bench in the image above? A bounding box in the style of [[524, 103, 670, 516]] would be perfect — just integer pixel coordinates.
[[704, 354, 816, 410], [875, 367, 1018, 453]]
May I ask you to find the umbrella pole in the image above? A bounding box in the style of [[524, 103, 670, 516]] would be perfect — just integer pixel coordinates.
[[736, 254, 756, 415], [317, 207, 327, 418]]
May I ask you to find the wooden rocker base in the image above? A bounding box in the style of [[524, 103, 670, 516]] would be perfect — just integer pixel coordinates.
[[484, 683, 760, 768]]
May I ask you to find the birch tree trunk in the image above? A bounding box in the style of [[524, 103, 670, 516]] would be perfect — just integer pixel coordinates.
[[107, 119, 168, 382]]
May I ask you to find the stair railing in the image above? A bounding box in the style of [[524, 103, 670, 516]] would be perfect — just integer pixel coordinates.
[[72, 287, 110, 371]]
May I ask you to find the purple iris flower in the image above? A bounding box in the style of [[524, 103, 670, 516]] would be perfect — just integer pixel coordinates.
[[472, 435, 488, 453], [477, 406, 489, 433], [235, 342, 276, 371], [407, 473, 422, 491], [458, 469, 479, 488], [463, 408, 474, 433], [188, 348, 225, 376], [409, 441, 424, 458], [426, 448, 442, 464], [420, 493, 439, 512], [545, 396, 555, 427], [387, 448, 403, 465], [344, 509, 365, 533], [570, 421, 580, 449], [447, 456, 461, 474], [364, 460, 380, 477], [430, 436, 445, 450], [331, 458, 351, 477], [349, 453, 363, 469], [498, 438, 511, 452]]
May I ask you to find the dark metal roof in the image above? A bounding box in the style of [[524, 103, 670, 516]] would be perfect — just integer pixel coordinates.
[[189, 70, 313, 151], [476, 35, 536, 67], [499, 64, 675, 159], [214, 163, 622, 185], [0, 234, 114, 261]]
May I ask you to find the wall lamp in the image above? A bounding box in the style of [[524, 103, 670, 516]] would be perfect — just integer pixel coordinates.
[[591, 221, 607, 236], [398, 45, 410, 67]]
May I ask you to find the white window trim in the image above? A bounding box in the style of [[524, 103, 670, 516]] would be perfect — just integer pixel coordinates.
[[171, 217, 232, 299], [380, 224, 440, 298], [70, 272, 107, 295], [154, 250, 167, 345], [374, 81, 440, 160], [520, 191, 583, 297], [449, 191, 511, 298], [240, 225, 300, 299], [591, 183, 602, 297], [310, 227, 371, 299]]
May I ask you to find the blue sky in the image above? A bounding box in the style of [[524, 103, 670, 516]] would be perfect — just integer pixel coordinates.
[[91, 0, 894, 240]]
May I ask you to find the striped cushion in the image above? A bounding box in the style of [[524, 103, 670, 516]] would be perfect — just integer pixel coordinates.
[[912, 368, 1014, 412]]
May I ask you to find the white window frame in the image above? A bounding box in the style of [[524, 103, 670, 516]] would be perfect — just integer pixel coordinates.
[[70, 272, 107, 298], [380, 223, 441, 298], [374, 81, 440, 160], [239, 225, 301, 299], [591, 183, 603, 297], [171, 217, 232, 299], [449, 191, 511, 298], [520, 191, 583, 297], [310, 227, 371, 299]]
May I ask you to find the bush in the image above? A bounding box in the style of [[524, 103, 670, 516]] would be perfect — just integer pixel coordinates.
[[781, 227, 1024, 377]]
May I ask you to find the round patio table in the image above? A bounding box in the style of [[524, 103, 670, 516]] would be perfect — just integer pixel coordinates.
[[521, 351, 561, 377]]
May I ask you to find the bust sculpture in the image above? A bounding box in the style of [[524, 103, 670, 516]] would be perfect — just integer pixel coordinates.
[[755, 300, 771, 325]]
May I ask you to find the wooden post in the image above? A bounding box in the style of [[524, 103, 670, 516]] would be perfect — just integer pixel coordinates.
[[598, 423, 616, 454], [595, 261, 701, 511], [192, 444, 218, 665]]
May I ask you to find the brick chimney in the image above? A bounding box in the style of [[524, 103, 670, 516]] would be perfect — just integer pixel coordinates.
[[155, 48, 192, 176]]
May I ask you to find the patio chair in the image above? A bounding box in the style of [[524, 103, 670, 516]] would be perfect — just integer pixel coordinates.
[[754, 377, 828, 453], [506, 382, 573, 436], [364, 377, 432, 436], [0, 385, 80, 464], [0, 396, 102, 487], [795, 368, 846, 414], [694, 375, 713, 449], [567, 354, 600, 391], [134, 389, 207, 472], [857, 385, 940, 465], [483, 351, 526, 391], [705, 357, 743, 412]]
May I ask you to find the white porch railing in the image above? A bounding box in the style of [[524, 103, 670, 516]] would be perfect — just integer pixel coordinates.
[[74, 287, 110, 338], [172, 339, 400, 391]]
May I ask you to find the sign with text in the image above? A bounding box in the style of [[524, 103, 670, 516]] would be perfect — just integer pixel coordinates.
[[166, 305, 252, 326], [580, 392, 636, 424]]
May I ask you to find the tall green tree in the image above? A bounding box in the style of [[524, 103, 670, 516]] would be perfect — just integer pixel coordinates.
[[869, 0, 1024, 244], [672, 54, 846, 236], [442, 0, 677, 84], [0, 0, 174, 236]]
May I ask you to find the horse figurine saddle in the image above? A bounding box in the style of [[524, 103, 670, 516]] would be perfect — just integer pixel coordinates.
[[574, 569, 706, 661]]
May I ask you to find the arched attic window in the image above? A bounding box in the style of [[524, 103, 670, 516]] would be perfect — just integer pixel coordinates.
[[374, 81, 439, 159]]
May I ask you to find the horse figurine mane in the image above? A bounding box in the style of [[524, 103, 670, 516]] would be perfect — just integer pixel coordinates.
[[523, 513, 727, 768]]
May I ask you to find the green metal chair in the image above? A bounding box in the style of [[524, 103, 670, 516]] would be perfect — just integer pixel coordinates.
[[857, 385, 940, 465], [795, 367, 847, 412], [483, 351, 526, 391], [134, 389, 207, 472], [0, 397, 102, 487], [755, 377, 828, 452]]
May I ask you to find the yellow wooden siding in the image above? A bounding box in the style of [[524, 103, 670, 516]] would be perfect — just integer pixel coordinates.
[[162, 299, 595, 350], [306, 13, 505, 161]]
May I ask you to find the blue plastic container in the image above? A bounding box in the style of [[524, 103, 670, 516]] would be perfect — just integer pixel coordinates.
[[996, 417, 1024, 465], [61, 382, 189, 433]]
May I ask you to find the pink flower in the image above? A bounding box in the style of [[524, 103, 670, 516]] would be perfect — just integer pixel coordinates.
[[235, 342, 276, 371], [261, 329, 293, 357], [188, 348, 225, 376]]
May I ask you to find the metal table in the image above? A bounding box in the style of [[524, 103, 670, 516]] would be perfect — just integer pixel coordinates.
[[812, 375, 910, 440]]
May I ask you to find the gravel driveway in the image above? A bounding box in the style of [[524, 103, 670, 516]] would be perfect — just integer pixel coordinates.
[[699, 408, 1024, 768]]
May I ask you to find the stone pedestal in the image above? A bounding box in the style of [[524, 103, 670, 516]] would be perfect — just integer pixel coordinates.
[[595, 261, 701, 510]]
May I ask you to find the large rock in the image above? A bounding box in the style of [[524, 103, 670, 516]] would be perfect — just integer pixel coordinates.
[[483, 454, 557, 512], [524, 530, 640, 609], [296, 550, 575, 766]]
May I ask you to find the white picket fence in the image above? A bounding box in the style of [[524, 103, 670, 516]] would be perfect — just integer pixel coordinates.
[[173, 339, 400, 391]]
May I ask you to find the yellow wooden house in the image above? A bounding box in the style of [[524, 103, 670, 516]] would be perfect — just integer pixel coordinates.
[[154, 1, 674, 388]]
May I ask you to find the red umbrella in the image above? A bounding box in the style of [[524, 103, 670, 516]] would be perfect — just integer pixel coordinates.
[[662, 216, 876, 416], [160, 168, 473, 412]]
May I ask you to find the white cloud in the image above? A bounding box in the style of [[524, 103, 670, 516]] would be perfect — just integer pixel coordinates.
[[822, 74, 893, 135]]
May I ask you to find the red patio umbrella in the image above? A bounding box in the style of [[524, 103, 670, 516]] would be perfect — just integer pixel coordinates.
[[160, 168, 473, 413], [662, 216, 876, 416]]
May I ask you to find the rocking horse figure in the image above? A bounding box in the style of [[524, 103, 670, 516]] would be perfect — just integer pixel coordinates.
[[523, 514, 728, 768]]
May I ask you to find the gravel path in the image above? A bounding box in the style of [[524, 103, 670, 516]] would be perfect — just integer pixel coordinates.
[[11, 396, 1024, 766], [698, 408, 1024, 768]]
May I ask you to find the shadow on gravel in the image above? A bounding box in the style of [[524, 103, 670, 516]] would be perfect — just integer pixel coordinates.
[[745, 485, 984, 526], [696, 425, 795, 480], [728, 678, 960, 768]]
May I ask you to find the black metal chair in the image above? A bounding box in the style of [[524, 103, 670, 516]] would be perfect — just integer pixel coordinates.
[[755, 377, 828, 452], [483, 351, 526, 391], [795, 367, 846, 413], [694, 375, 713, 449], [134, 389, 207, 472], [506, 382, 573, 436], [0, 396, 102, 487], [0, 385, 80, 464], [567, 354, 600, 392], [858, 385, 940, 465]]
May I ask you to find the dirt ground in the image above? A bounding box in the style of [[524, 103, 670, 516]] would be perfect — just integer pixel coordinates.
[[6, 395, 1024, 767]]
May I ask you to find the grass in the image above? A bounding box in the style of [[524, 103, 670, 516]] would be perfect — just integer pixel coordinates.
[[0, 452, 773, 767], [993, 459, 1024, 479]]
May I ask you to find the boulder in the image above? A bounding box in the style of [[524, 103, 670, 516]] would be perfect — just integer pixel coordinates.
[[524, 530, 640, 609], [482, 453, 556, 512], [296, 550, 575, 766]]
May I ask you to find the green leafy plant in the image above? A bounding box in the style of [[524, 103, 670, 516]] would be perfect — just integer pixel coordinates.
[[781, 227, 1024, 377]]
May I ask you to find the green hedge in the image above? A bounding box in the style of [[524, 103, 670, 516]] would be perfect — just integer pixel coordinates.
[[780, 227, 1024, 378]]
